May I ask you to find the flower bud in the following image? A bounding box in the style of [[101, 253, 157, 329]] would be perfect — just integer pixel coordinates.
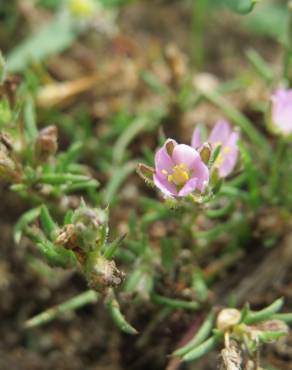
[[216, 308, 241, 331], [35, 125, 58, 161], [72, 204, 109, 252], [137, 163, 155, 186], [198, 143, 211, 164]]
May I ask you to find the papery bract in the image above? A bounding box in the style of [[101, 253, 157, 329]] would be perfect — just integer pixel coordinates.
[[271, 89, 292, 136], [153, 140, 209, 198], [192, 120, 239, 178]]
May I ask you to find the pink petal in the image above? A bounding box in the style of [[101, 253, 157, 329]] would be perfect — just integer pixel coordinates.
[[218, 132, 239, 178], [209, 120, 231, 146], [191, 127, 202, 148], [271, 89, 292, 135], [190, 158, 209, 191], [154, 140, 176, 174], [172, 144, 199, 169], [178, 178, 198, 197], [153, 174, 177, 197]]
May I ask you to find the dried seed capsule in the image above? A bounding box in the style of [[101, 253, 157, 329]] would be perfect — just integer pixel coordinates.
[[216, 308, 241, 331], [85, 256, 125, 293]]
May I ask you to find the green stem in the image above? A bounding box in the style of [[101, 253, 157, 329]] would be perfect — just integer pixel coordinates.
[[25, 290, 99, 328], [269, 139, 287, 202]]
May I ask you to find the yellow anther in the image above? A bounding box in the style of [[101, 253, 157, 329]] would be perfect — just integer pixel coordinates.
[[168, 164, 190, 186], [161, 169, 168, 176], [223, 146, 231, 154]]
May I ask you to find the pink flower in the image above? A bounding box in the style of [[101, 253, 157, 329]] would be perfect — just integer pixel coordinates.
[[271, 89, 292, 136], [153, 140, 209, 198], [191, 120, 239, 178]]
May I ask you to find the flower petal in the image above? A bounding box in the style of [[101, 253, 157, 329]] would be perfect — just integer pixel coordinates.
[[209, 120, 231, 146], [153, 173, 177, 197], [190, 157, 209, 191], [178, 178, 198, 197], [218, 132, 239, 178], [154, 140, 176, 174], [271, 89, 292, 135], [191, 127, 202, 148], [172, 144, 199, 168]]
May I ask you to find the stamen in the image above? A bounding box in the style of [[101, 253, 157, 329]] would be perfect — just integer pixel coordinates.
[[167, 163, 190, 187]]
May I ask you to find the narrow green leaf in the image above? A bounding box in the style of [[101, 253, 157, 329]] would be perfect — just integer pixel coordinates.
[[7, 14, 78, 72], [151, 293, 200, 311], [182, 335, 219, 362], [37, 240, 77, 268], [25, 290, 99, 328], [245, 298, 284, 325], [103, 234, 126, 260], [223, 0, 258, 14], [106, 292, 138, 335], [258, 330, 288, 343], [103, 161, 137, 205], [246, 49, 274, 84], [272, 313, 292, 323], [24, 96, 38, 141], [174, 310, 215, 357], [40, 205, 58, 240], [39, 173, 92, 185], [14, 207, 41, 243], [64, 209, 74, 225], [239, 142, 260, 208]]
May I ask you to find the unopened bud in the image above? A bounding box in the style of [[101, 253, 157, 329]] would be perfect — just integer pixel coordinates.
[[165, 139, 175, 157], [72, 205, 109, 252], [198, 143, 211, 164], [35, 125, 58, 161], [216, 308, 241, 331], [137, 163, 154, 186]]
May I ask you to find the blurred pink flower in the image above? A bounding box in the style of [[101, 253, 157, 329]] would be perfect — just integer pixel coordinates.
[[271, 89, 292, 136], [191, 120, 239, 178], [153, 139, 209, 197]]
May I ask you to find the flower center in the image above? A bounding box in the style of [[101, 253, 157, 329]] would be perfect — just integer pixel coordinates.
[[215, 146, 230, 167], [167, 163, 190, 186]]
